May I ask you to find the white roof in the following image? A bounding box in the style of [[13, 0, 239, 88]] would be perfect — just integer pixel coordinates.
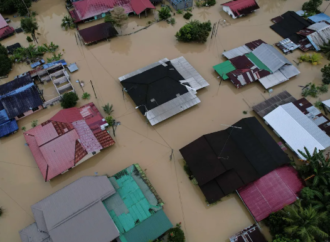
[[323, 99, 330, 108], [258, 70, 288, 89], [222, 45, 251, 59], [279, 64, 300, 79], [264, 103, 330, 158]]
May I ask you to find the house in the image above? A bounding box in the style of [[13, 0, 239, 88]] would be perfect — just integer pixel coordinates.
[[24, 103, 115, 181], [167, 0, 193, 11], [263, 99, 330, 159], [214, 42, 300, 89], [0, 14, 14, 40], [0, 106, 18, 138], [229, 225, 267, 242], [19, 164, 172, 242], [221, 0, 260, 19], [300, 22, 330, 51], [238, 166, 304, 221], [179, 117, 290, 203], [6, 43, 21, 55], [0, 74, 44, 121], [130, 0, 155, 15], [119, 56, 209, 125], [78, 22, 118, 45], [308, 13, 330, 23]]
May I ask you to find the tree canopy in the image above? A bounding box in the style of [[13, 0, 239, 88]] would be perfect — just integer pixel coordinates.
[[175, 20, 212, 43], [21, 17, 38, 42], [108, 6, 128, 31], [321, 64, 330, 84], [302, 0, 322, 14], [0, 43, 12, 76], [60, 92, 79, 109], [0, 0, 31, 16]]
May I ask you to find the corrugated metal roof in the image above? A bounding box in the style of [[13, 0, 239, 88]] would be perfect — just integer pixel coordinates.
[[308, 13, 330, 23], [264, 103, 330, 158], [213, 60, 236, 80], [258, 70, 288, 89], [322, 99, 330, 108], [123, 210, 173, 242], [252, 43, 291, 73], [79, 22, 118, 44], [308, 22, 329, 31], [306, 23, 330, 51], [0, 25, 15, 39], [221, 0, 259, 17], [222, 45, 251, 59], [19, 223, 53, 242], [0, 118, 18, 138], [130, 0, 155, 15], [0, 74, 33, 96], [245, 52, 272, 72], [279, 64, 300, 79], [0, 14, 8, 29]]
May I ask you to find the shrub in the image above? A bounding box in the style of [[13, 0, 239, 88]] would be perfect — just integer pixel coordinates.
[[21, 127, 26, 131], [195, 1, 202, 7], [0, 54, 12, 76], [169, 17, 176, 25], [317, 84, 328, 93], [82, 92, 91, 100], [186, 8, 192, 12], [243, 111, 247, 114], [105, 116, 114, 126], [206, 0, 216, 6], [183, 163, 193, 177], [314, 101, 323, 110], [175, 20, 212, 43], [0, 207, 3, 217], [183, 12, 192, 20], [103, 103, 114, 115], [302, 83, 319, 98], [168, 223, 185, 242], [321, 64, 330, 84], [177, 9, 183, 14], [302, 0, 322, 15], [264, 212, 287, 237], [158, 7, 171, 20], [104, 15, 116, 24], [31, 120, 38, 128], [298, 53, 322, 65], [272, 234, 301, 242], [26, 36, 33, 42], [61, 92, 79, 108]]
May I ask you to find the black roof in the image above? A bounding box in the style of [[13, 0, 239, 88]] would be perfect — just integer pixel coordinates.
[[121, 61, 189, 115], [270, 11, 312, 43], [1, 85, 43, 118], [0, 74, 33, 96], [6, 43, 21, 55], [79, 22, 118, 44], [180, 117, 290, 203]]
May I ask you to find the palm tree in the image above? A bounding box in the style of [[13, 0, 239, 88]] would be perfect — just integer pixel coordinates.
[[102, 103, 114, 115], [61, 16, 74, 30], [320, 41, 330, 60], [21, 17, 39, 43], [310, 189, 330, 212], [298, 147, 330, 186], [281, 201, 328, 242]]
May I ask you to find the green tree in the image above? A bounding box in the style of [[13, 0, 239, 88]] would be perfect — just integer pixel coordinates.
[[110, 6, 128, 33], [82, 92, 91, 100], [0, 54, 12, 76], [175, 20, 212, 43], [281, 201, 328, 242], [298, 147, 330, 186], [320, 40, 330, 60], [0, 43, 7, 56], [61, 92, 79, 109], [168, 223, 185, 242], [0, 0, 31, 15], [302, 0, 322, 14], [158, 7, 171, 20], [21, 17, 39, 43], [272, 234, 301, 242], [183, 12, 192, 20], [264, 211, 288, 237], [321, 64, 330, 84], [61, 15, 75, 30], [102, 103, 114, 115], [31, 120, 38, 128]]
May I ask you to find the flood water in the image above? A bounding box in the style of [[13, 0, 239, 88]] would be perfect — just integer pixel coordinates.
[[1, 0, 330, 241]]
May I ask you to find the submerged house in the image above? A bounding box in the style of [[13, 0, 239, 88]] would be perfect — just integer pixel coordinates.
[[78, 22, 118, 45], [0, 14, 14, 40], [19, 164, 172, 242], [214, 42, 300, 89], [180, 117, 290, 203], [263, 99, 330, 159], [230, 225, 267, 242], [238, 166, 304, 221], [120, 56, 209, 125], [24, 103, 115, 181], [167, 0, 193, 11], [298, 22, 330, 51], [221, 0, 259, 19], [0, 74, 44, 121]]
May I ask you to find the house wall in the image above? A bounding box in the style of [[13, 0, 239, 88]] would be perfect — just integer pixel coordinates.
[[15, 105, 43, 120], [222, 6, 237, 19]]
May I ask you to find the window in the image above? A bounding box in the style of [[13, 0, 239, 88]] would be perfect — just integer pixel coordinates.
[[32, 107, 39, 112], [17, 113, 25, 118]]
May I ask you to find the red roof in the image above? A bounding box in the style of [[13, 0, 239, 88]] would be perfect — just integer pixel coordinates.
[[72, 0, 134, 21], [24, 103, 115, 181], [0, 26, 14, 39], [130, 0, 155, 15], [221, 0, 259, 17], [238, 166, 304, 221]]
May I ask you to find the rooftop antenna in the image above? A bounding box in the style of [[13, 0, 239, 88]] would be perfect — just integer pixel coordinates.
[[217, 124, 242, 160]]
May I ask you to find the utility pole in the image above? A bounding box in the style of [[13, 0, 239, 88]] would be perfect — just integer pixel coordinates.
[[90, 80, 97, 99]]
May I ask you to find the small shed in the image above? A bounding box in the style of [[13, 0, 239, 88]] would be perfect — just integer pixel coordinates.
[[79, 22, 118, 45], [221, 0, 259, 19]]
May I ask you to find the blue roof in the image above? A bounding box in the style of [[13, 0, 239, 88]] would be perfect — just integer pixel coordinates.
[[308, 13, 330, 23], [42, 59, 67, 69], [122, 210, 173, 242], [0, 109, 9, 124], [0, 119, 18, 138]]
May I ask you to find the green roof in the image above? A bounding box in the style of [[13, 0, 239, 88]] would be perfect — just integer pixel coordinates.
[[213, 60, 236, 80], [245, 53, 272, 73], [103, 164, 166, 238], [122, 210, 173, 242]]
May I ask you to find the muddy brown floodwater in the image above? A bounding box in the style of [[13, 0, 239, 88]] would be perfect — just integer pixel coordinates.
[[1, 0, 330, 241]]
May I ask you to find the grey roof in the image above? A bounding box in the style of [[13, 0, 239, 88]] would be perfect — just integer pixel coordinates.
[[264, 103, 330, 158], [252, 43, 291, 73], [222, 45, 252, 59], [21, 176, 119, 242], [19, 223, 52, 242]]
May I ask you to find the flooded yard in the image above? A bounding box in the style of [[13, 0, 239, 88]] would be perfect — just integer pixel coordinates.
[[1, 0, 330, 241]]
